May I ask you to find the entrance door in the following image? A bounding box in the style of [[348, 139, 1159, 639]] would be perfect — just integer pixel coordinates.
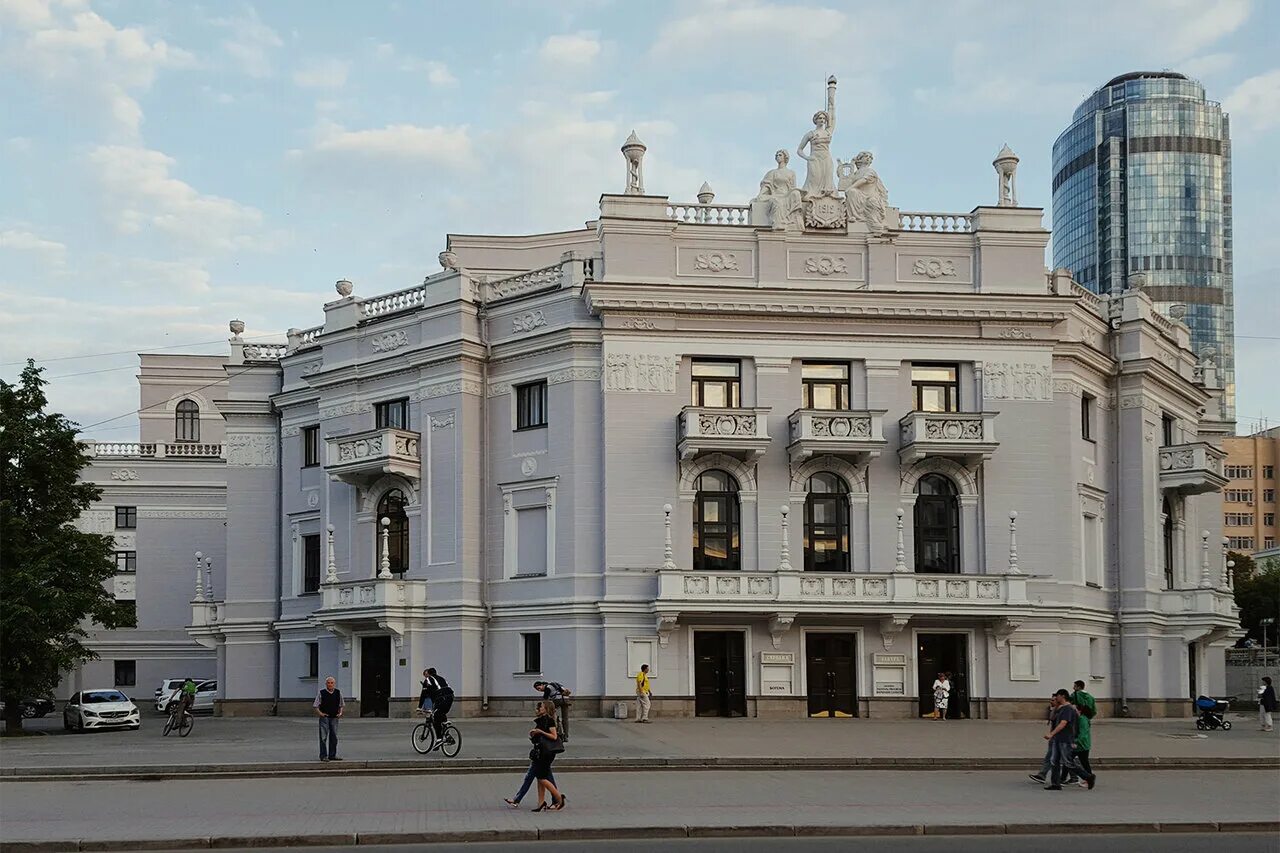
[[694, 631, 747, 717], [360, 635, 391, 718], [916, 633, 970, 719], [806, 633, 858, 717]]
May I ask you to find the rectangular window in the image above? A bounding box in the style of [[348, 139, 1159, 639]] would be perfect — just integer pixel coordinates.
[[801, 362, 849, 411], [115, 551, 137, 573], [1265, 489, 1276, 503], [1263, 465, 1275, 479], [515, 381, 548, 430], [1225, 513, 1254, 527], [306, 642, 319, 679], [691, 359, 741, 408], [1264, 513, 1275, 527], [113, 659, 136, 687], [1266, 537, 1276, 550], [1225, 465, 1254, 479], [516, 506, 548, 575], [302, 426, 320, 467], [1082, 513, 1102, 587], [374, 398, 410, 430], [1081, 395, 1095, 441], [1161, 415, 1175, 447], [115, 506, 137, 529], [115, 600, 137, 628], [1228, 537, 1255, 550], [1225, 490, 1255, 503], [1089, 638, 1106, 680], [302, 534, 322, 594], [521, 633, 542, 674], [911, 364, 959, 413]]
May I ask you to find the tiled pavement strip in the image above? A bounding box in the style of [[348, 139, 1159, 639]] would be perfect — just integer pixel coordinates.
[[2, 714, 1276, 779]]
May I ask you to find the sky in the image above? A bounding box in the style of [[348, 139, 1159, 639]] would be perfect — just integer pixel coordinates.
[[1, 0, 1278, 438]]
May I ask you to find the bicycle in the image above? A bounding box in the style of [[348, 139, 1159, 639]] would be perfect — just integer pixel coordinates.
[[162, 700, 194, 738], [410, 709, 462, 757]]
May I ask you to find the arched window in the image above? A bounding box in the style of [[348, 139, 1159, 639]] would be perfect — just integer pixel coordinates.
[[804, 472, 849, 572], [1162, 497, 1175, 590], [377, 489, 409, 575], [693, 469, 740, 571], [175, 399, 200, 442], [914, 473, 959, 573]]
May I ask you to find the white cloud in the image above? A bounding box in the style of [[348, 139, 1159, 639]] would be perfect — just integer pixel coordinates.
[[425, 60, 457, 87], [1135, 0, 1252, 58], [86, 145, 267, 252], [651, 1, 848, 57], [0, 0, 195, 135], [304, 122, 477, 169], [538, 32, 601, 67], [292, 58, 351, 89], [1224, 69, 1280, 136], [214, 6, 283, 78], [0, 228, 66, 260], [1179, 53, 1237, 78]]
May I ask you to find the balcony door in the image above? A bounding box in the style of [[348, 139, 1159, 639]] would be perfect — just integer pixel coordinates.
[[914, 474, 959, 573], [693, 470, 740, 571]]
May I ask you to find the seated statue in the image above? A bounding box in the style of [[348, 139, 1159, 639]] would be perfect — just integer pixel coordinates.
[[754, 149, 803, 231], [838, 151, 889, 231]]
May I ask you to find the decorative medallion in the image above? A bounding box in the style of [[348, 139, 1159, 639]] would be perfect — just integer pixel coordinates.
[[521, 457, 538, 477], [803, 255, 848, 276], [803, 195, 847, 229], [694, 252, 739, 273], [912, 257, 958, 279]]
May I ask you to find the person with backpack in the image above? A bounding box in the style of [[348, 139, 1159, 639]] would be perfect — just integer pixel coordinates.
[[421, 668, 454, 741], [532, 680, 573, 743], [1043, 688, 1095, 791], [1070, 679, 1097, 720]]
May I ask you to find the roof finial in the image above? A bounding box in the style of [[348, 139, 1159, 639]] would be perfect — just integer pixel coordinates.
[[621, 130, 647, 195]]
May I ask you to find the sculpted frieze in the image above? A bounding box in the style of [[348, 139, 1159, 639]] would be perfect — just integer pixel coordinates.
[[604, 353, 678, 393], [370, 330, 409, 354], [513, 311, 547, 333], [226, 433, 279, 468], [983, 362, 1052, 402]]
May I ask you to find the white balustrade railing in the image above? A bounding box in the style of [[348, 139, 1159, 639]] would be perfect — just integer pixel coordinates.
[[1071, 282, 1103, 315], [242, 343, 287, 361], [161, 443, 224, 458], [897, 211, 972, 233], [486, 263, 565, 302], [84, 441, 224, 460], [361, 285, 427, 319], [86, 442, 156, 458], [667, 203, 753, 225], [297, 325, 323, 346], [657, 570, 1029, 609]]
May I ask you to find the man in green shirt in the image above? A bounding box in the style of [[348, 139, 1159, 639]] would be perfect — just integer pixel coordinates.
[[1068, 697, 1094, 787], [1070, 679, 1097, 719], [170, 678, 198, 721]]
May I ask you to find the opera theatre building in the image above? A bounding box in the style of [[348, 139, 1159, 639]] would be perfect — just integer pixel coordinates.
[[75, 81, 1239, 719]]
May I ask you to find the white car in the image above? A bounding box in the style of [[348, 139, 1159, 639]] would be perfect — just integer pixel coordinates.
[[159, 680, 219, 714], [63, 690, 141, 732], [153, 679, 187, 711]]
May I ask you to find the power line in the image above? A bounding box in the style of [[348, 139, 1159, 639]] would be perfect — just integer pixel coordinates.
[[77, 363, 265, 432], [1, 332, 285, 367]]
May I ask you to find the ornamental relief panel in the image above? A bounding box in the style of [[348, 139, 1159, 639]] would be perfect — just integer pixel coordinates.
[[370, 330, 409, 353], [604, 353, 679, 393], [675, 246, 754, 279], [896, 253, 973, 284], [786, 250, 864, 282], [226, 433, 279, 468], [512, 310, 547, 333], [983, 362, 1052, 402], [76, 510, 116, 535]]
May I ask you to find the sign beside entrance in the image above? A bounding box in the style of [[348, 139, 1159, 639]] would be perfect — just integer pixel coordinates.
[[872, 652, 908, 696], [873, 654, 907, 666], [760, 651, 795, 695], [761, 652, 794, 664], [874, 681, 905, 695]]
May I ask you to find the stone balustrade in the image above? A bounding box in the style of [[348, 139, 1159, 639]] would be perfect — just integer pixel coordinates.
[[656, 570, 1029, 612], [667, 203, 752, 225], [84, 441, 224, 460], [896, 211, 972, 233], [787, 408, 886, 464], [677, 406, 771, 460], [242, 342, 288, 362], [361, 284, 426, 319], [297, 325, 323, 347], [486, 262, 567, 303], [318, 576, 429, 612], [898, 411, 999, 464], [1158, 441, 1227, 495], [325, 427, 421, 486]]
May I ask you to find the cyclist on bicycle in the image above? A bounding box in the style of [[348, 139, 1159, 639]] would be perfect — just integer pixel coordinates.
[[170, 677, 198, 721], [421, 668, 454, 739]]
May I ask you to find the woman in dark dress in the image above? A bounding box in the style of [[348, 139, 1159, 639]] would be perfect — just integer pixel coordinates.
[[529, 700, 566, 811]]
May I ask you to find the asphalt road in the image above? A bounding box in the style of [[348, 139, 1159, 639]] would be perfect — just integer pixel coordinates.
[[3, 769, 1277, 844], [187, 835, 1280, 853]]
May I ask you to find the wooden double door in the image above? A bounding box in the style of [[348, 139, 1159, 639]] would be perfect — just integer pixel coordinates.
[[806, 633, 858, 718], [694, 631, 747, 717]]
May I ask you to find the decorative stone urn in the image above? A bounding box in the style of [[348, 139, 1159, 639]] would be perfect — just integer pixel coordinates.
[[229, 319, 245, 338], [335, 279, 354, 298]]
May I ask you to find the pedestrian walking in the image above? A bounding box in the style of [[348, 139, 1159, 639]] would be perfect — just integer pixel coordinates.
[[527, 700, 566, 811], [1028, 693, 1057, 784], [1069, 697, 1094, 787], [533, 680, 573, 743], [930, 671, 950, 721], [1043, 688, 1095, 791], [1258, 676, 1277, 732], [634, 664, 652, 723], [313, 676, 343, 762], [1070, 679, 1097, 719], [504, 700, 567, 809]]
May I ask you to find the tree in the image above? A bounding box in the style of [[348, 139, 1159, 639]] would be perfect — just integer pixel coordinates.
[[1, 361, 122, 734], [1232, 552, 1280, 646]]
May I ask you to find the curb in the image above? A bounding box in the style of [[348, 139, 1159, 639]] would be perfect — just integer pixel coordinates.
[[4, 820, 1278, 851], [2, 755, 1275, 782]]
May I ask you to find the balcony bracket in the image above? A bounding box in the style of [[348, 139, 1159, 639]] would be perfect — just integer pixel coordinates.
[[879, 613, 911, 651], [990, 616, 1024, 652], [656, 612, 680, 648], [768, 612, 797, 650]]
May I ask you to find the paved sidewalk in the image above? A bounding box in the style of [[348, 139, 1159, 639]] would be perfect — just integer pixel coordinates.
[[2, 714, 1275, 777], [2, 770, 1277, 847]]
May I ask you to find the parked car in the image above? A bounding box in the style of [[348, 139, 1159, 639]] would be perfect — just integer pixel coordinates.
[[0, 697, 56, 718], [161, 680, 219, 715], [153, 679, 187, 711], [63, 690, 141, 732]]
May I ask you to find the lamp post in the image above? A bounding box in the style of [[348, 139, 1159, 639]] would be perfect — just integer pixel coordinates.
[[779, 505, 793, 572], [194, 551, 204, 600], [894, 508, 907, 573], [324, 524, 338, 584], [1199, 530, 1212, 589], [378, 517, 393, 579], [1008, 510, 1021, 575], [661, 504, 676, 571]]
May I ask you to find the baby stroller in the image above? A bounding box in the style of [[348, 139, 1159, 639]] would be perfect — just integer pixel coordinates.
[[1194, 695, 1232, 730]]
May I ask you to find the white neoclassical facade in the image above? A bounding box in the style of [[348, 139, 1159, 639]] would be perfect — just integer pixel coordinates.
[[78, 81, 1241, 718]]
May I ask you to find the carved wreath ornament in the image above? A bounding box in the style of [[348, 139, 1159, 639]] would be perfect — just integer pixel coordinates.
[[694, 252, 739, 273], [803, 255, 847, 276], [912, 257, 957, 279]]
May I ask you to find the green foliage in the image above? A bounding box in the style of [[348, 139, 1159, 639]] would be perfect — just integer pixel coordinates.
[[1232, 552, 1280, 645], [1, 362, 122, 732]]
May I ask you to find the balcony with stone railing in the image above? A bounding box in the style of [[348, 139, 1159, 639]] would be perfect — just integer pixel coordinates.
[[84, 441, 225, 460], [898, 411, 999, 465], [325, 427, 420, 488], [1158, 442, 1227, 495], [677, 406, 771, 461], [787, 409, 886, 465]]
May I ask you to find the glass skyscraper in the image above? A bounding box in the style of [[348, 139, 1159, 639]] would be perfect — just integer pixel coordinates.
[[1052, 71, 1234, 416]]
